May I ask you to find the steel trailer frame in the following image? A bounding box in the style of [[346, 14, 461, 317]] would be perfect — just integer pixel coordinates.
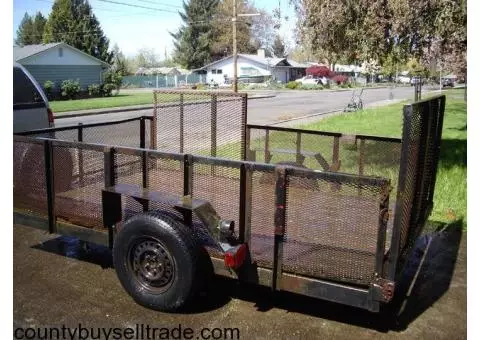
[[13, 93, 446, 314]]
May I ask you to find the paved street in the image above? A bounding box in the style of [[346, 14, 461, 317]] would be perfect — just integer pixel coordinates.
[[51, 86, 437, 152], [55, 86, 434, 127]]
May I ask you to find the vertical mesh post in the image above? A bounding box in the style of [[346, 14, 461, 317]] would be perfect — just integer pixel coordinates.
[[78, 123, 84, 185], [295, 132, 302, 165], [44, 140, 56, 234], [151, 92, 158, 150], [239, 163, 253, 244], [272, 166, 287, 290], [180, 93, 184, 153]]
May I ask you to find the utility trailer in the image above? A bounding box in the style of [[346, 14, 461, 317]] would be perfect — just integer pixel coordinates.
[[13, 91, 445, 313]]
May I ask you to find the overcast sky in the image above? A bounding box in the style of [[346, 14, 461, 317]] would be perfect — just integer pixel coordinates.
[[13, 0, 296, 58]]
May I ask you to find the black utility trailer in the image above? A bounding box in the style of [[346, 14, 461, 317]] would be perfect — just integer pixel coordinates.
[[13, 91, 445, 313]]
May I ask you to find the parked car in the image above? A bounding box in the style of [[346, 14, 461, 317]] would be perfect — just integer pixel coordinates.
[[441, 78, 455, 88], [295, 75, 327, 86], [13, 62, 54, 133], [396, 76, 410, 84], [410, 77, 424, 86]]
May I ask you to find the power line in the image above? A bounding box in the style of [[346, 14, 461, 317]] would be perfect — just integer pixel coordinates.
[[136, 0, 182, 9], [95, 0, 178, 13], [35, 0, 126, 13]]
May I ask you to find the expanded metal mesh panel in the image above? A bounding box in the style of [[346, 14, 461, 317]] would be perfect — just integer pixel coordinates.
[[114, 153, 143, 186], [283, 173, 385, 285], [247, 127, 402, 252], [82, 120, 145, 148], [153, 91, 246, 159], [148, 157, 183, 197], [13, 140, 48, 215], [396, 97, 445, 257], [191, 163, 241, 228], [53, 145, 104, 229], [249, 169, 276, 268], [54, 130, 78, 142], [21, 118, 150, 149], [247, 129, 335, 172]]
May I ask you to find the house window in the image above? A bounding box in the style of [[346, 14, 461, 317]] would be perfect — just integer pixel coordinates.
[[211, 69, 223, 74], [58, 47, 63, 57]]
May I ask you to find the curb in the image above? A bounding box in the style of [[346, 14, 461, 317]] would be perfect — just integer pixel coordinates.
[[54, 94, 276, 119]]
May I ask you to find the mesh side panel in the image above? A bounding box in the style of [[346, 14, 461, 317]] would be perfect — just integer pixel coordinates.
[[396, 97, 445, 259], [148, 157, 183, 197], [54, 146, 104, 229], [358, 139, 401, 249], [283, 173, 383, 286], [154, 91, 245, 159], [83, 120, 143, 148], [192, 163, 240, 234], [114, 153, 143, 186], [13, 140, 48, 215], [398, 111, 422, 250], [249, 169, 276, 268], [54, 130, 78, 142]]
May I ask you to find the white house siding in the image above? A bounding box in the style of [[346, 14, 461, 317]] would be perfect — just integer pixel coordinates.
[[24, 65, 103, 89], [205, 56, 270, 84], [272, 68, 289, 83]]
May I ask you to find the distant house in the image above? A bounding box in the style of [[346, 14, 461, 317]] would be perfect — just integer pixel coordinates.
[[193, 49, 309, 84], [13, 42, 110, 89]]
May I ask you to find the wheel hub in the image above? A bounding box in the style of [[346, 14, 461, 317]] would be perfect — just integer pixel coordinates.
[[131, 240, 174, 289]]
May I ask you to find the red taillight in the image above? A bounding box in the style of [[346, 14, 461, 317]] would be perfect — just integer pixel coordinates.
[[224, 244, 248, 269], [47, 108, 54, 126]]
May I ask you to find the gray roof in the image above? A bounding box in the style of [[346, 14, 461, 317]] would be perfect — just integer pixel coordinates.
[[13, 42, 109, 67], [238, 54, 286, 67], [14, 43, 63, 61], [194, 54, 308, 71]]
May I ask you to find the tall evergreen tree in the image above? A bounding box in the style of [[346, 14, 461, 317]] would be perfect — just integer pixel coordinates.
[[15, 13, 34, 46], [272, 34, 286, 57], [171, 0, 219, 69], [43, 0, 112, 63], [32, 12, 47, 43]]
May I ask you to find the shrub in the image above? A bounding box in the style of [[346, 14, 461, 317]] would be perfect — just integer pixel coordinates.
[[300, 84, 323, 90], [43, 80, 55, 99], [306, 66, 335, 78], [103, 69, 123, 95], [61, 79, 81, 99], [286, 81, 299, 89], [102, 83, 116, 97], [332, 75, 349, 85], [87, 84, 101, 96]]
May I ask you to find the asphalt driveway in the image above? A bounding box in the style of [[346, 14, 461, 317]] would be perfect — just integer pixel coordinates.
[[13, 222, 466, 339]]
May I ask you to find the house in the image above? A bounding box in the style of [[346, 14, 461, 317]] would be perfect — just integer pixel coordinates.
[[13, 42, 110, 89], [193, 49, 309, 84]]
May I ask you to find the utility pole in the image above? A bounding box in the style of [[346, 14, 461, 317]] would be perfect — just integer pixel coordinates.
[[232, 1, 260, 93], [232, 0, 238, 92]]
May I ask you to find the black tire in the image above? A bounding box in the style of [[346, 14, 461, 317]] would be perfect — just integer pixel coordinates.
[[113, 212, 199, 311]]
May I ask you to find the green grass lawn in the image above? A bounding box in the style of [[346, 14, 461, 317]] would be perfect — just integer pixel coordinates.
[[298, 89, 467, 229], [50, 91, 208, 113]]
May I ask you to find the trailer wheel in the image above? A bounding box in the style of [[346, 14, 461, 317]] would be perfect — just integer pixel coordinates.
[[113, 212, 199, 311]]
